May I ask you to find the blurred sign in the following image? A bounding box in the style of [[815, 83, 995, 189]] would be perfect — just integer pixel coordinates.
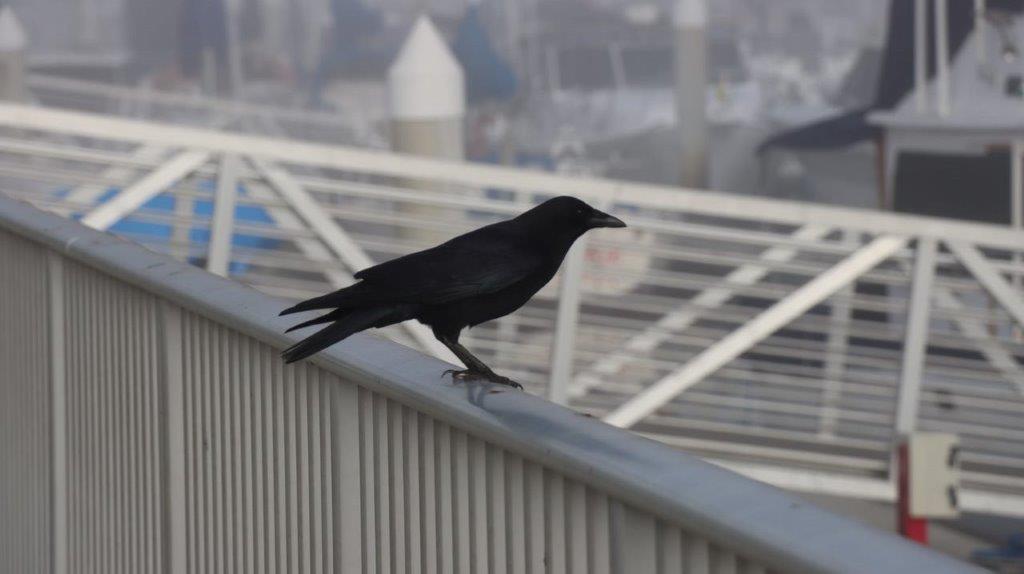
[[908, 432, 961, 518]]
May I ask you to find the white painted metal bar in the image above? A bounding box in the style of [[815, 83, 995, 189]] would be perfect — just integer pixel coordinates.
[[605, 235, 908, 428], [818, 232, 856, 437], [549, 239, 586, 404], [2, 103, 1022, 249], [206, 154, 240, 277], [250, 157, 456, 362], [572, 224, 830, 398], [933, 287, 1024, 395], [80, 150, 211, 231], [895, 238, 937, 436], [27, 74, 358, 130], [158, 301, 188, 573], [947, 240, 1024, 329], [47, 252, 67, 574]]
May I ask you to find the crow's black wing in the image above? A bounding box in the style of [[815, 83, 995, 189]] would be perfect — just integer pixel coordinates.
[[354, 228, 544, 304]]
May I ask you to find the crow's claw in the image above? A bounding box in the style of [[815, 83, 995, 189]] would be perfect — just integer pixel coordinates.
[[443, 368, 474, 380], [443, 368, 523, 390], [487, 375, 523, 390]]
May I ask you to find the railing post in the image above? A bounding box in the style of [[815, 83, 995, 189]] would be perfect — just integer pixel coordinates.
[[895, 237, 937, 436], [157, 301, 187, 574], [331, 381, 362, 571], [549, 238, 586, 404], [47, 252, 67, 574], [206, 154, 240, 277], [609, 501, 656, 572], [819, 231, 856, 438]]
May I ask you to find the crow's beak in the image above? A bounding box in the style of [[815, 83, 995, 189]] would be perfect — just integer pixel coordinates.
[[587, 210, 627, 229]]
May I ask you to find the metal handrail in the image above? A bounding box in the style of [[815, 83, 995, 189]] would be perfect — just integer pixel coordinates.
[[0, 192, 980, 574]]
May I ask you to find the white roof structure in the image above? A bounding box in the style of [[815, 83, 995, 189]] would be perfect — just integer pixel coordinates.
[[873, 10, 1024, 131]]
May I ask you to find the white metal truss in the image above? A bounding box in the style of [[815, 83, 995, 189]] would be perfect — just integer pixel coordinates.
[[0, 102, 1023, 511], [894, 237, 937, 436], [604, 236, 909, 428], [206, 154, 240, 277], [80, 150, 211, 231]]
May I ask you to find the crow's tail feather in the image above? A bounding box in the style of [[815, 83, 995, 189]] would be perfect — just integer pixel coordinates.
[[281, 306, 407, 364], [280, 283, 367, 316], [285, 310, 342, 333]]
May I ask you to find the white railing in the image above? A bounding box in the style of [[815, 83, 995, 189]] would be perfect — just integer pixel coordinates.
[[0, 102, 1022, 517], [26, 74, 381, 148], [0, 191, 979, 574]]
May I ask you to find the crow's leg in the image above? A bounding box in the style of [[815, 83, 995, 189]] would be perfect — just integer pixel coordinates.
[[438, 336, 523, 390]]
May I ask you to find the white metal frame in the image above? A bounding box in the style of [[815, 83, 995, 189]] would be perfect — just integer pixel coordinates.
[[0, 103, 1022, 514]]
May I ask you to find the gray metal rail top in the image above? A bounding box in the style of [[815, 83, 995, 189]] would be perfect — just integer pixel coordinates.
[[0, 193, 979, 573]]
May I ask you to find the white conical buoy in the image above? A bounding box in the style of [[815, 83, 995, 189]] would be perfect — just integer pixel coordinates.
[[387, 16, 467, 244], [0, 5, 27, 102], [388, 15, 465, 122], [674, 0, 708, 188]]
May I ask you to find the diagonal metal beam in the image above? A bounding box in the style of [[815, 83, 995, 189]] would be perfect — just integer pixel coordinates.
[[206, 154, 240, 276], [605, 235, 908, 429], [80, 149, 211, 231], [240, 170, 423, 351], [894, 237, 937, 436], [571, 224, 831, 398], [250, 157, 457, 363], [933, 288, 1024, 396], [58, 143, 170, 215], [947, 240, 1024, 329]]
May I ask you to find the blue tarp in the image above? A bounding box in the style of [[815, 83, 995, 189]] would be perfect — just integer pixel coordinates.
[[56, 180, 279, 274]]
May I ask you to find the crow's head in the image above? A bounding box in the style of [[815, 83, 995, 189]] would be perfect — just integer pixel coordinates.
[[528, 196, 627, 232]]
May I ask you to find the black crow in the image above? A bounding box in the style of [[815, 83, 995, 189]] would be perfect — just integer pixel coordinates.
[[279, 196, 626, 388]]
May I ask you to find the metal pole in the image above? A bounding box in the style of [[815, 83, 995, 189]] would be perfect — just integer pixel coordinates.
[[206, 154, 241, 276], [225, 0, 245, 96], [915, 0, 928, 113], [0, 6, 27, 103], [819, 231, 856, 438], [1012, 141, 1022, 309], [894, 238, 937, 436], [935, 0, 951, 117], [549, 239, 586, 404], [975, 0, 987, 66], [675, 0, 709, 187]]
